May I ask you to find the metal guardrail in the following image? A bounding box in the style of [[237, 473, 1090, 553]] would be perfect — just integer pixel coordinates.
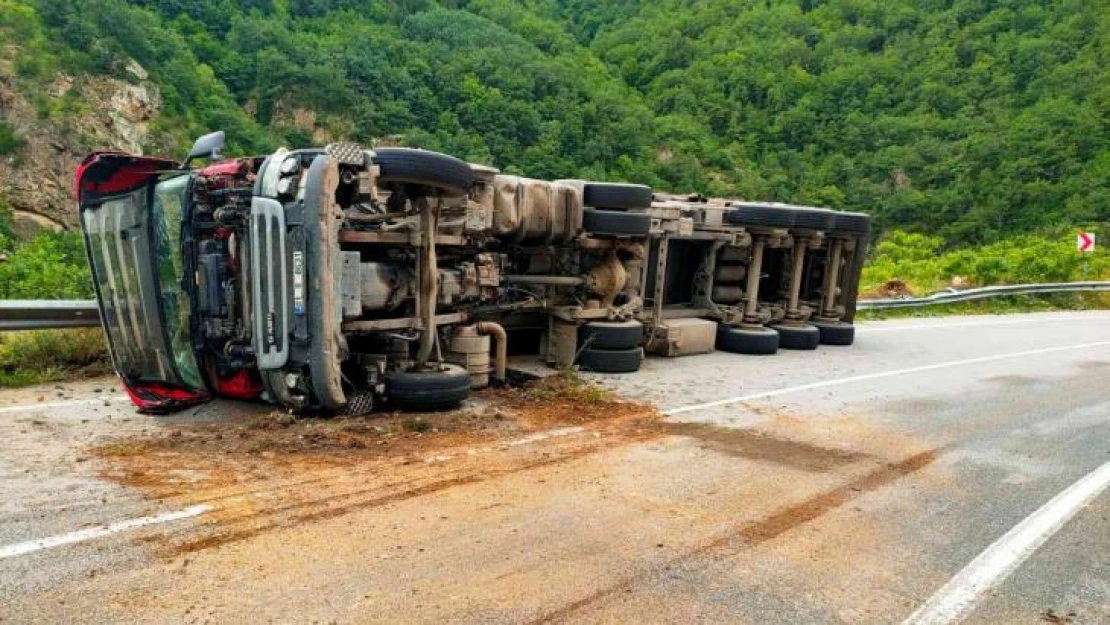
[[3, 282, 1109, 329], [0, 300, 101, 331], [857, 281, 1110, 310]]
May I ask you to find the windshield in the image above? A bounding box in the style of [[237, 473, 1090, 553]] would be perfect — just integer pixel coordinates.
[[82, 174, 203, 390], [151, 174, 204, 389]]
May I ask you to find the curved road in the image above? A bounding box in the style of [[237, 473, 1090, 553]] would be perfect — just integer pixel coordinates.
[[0, 311, 1107, 623]]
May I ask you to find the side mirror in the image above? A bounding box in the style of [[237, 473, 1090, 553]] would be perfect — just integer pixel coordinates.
[[183, 131, 226, 167]]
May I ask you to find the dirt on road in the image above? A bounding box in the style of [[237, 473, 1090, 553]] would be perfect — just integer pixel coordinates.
[[88, 373, 662, 556]]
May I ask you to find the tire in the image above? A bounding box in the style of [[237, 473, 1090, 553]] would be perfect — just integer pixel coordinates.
[[577, 346, 643, 373], [771, 323, 821, 350], [580, 320, 644, 350], [716, 325, 779, 355], [373, 147, 473, 197], [832, 211, 870, 236], [726, 203, 795, 229], [385, 365, 472, 411], [791, 208, 835, 231], [812, 320, 855, 346], [583, 182, 653, 210], [582, 207, 651, 236]]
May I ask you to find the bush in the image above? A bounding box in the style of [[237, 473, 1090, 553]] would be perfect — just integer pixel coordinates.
[[862, 229, 1110, 297], [0, 230, 94, 299]]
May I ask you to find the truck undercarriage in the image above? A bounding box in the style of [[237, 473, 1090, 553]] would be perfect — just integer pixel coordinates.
[[76, 134, 869, 415]]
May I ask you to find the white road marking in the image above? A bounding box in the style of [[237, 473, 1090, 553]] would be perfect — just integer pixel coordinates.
[[0, 505, 211, 560], [0, 396, 131, 415], [901, 460, 1110, 625], [859, 314, 1110, 333], [663, 341, 1110, 415]]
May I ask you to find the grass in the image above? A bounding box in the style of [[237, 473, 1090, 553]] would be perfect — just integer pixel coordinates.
[[857, 292, 1110, 320], [520, 369, 611, 404], [0, 328, 110, 388]]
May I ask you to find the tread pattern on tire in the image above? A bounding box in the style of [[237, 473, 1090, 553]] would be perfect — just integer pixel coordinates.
[[772, 324, 821, 350], [791, 208, 835, 231], [577, 346, 644, 373], [385, 366, 472, 410], [812, 320, 855, 346], [373, 147, 474, 197], [580, 320, 644, 350], [716, 325, 779, 355], [726, 204, 796, 229], [582, 207, 651, 237], [583, 183, 653, 210], [832, 212, 870, 235]]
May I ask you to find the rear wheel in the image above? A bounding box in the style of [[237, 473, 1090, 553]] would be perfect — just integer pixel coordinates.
[[580, 320, 644, 350], [716, 325, 779, 355], [583, 182, 652, 210], [726, 204, 795, 229], [577, 346, 644, 373], [812, 320, 855, 346], [385, 365, 471, 411], [582, 208, 651, 236], [771, 323, 820, 350]]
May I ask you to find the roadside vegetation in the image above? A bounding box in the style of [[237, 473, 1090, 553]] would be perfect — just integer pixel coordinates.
[[861, 229, 1110, 298], [858, 228, 1110, 319], [0, 328, 109, 387], [0, 203, 107, 387]]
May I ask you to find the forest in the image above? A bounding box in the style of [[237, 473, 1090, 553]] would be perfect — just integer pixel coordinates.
[[1, 0, 1106, 244]]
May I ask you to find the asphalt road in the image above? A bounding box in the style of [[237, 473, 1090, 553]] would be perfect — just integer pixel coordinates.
[[1, 311, 1108, 624]]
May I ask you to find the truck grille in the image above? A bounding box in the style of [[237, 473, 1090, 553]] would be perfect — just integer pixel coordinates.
[[250, 197, 290, 369]]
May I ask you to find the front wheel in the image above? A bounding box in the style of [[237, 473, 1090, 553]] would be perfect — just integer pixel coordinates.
[[373, 147, 474, 197], [384, 365, 472, 411]]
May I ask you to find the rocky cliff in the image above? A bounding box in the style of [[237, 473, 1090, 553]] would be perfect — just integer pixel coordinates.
[[0, 49, 161, 239]]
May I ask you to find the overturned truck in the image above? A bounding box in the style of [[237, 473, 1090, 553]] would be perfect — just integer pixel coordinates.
[[76, 133, 869, 414]]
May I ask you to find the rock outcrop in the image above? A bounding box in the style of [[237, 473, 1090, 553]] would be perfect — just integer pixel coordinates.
[[0, 54, 162, 238]]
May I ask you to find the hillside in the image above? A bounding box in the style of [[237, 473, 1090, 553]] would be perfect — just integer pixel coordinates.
[[0, 0, 1108, 245]]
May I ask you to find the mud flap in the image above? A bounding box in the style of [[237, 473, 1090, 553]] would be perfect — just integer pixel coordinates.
[[302, 155, 347, 410]]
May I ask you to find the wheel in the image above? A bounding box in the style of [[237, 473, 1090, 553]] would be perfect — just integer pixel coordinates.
[[832, 212, 870, 236], [580, 320, 644, 350], [373, 147, 473, 197], [771, 323, 821, 350], [384, 364, 472, 411], [812, 320, 855, 346], [726, 203, 796, 229], [577, 346, 644, 373], [716, 325, 779, 355], [583, 182, 653, 210], [582, 207, 651, 236], [790, 208, 835, 231]]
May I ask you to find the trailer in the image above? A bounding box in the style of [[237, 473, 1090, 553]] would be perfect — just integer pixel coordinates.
[[76, 133, 869, 414]]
